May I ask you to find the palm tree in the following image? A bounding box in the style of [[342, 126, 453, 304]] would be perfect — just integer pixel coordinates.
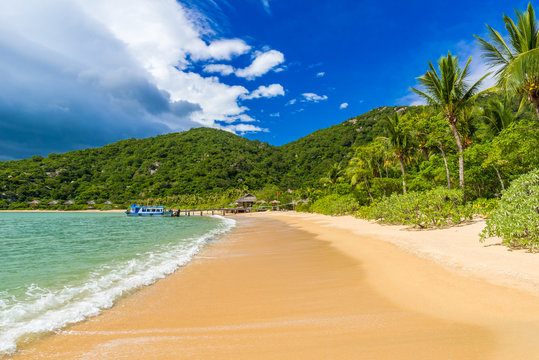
[[411, 52, 488, 191], [475, 3, 539, 118], [320, 163, 344, 187], [383, 112, 412, 193], [481, 96, 523, 137]]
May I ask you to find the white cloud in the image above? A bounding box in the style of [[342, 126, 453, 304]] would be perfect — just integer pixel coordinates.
[[269, 112, 280, 117], [0, 0, 284, 158], [286, 98, 297, 106], [236, 50, 285, 80], [227, 123, 268, 134], [302, 93, 328, 102], [203, 49, 286, 80], [339, 102, 348, 109], [261, 0, 271, 14], [242, 84, 284, 100], [316, 72, 325, 77], [203, 64, 235, 76], [189, 39, 251, 61]]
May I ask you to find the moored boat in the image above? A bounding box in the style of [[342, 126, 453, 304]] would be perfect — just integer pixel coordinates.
[[125, 204, 173, 216]]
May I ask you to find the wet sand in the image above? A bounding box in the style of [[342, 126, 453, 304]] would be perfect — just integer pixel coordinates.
[[8, 215, 539, 359]]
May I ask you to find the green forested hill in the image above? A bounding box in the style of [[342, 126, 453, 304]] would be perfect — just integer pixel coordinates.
[[1, 110, 395, 206], [280, 106, 420, 187]]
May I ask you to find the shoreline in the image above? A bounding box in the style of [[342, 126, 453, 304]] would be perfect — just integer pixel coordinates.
[[7, 213, 539, 359]]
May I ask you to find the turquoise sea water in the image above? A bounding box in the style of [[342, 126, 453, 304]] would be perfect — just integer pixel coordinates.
[[0, 212, 235, 355]]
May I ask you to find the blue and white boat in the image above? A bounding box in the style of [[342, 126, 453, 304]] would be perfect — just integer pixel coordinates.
[[125, 204, 173, 216]]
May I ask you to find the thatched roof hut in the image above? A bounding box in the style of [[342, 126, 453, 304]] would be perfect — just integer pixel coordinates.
[[256, 200, 266, 204], [103, 201, 113, 205], [28, 200, 40, 206], [64, 200, 75, 205], [87, 200, 96, 205], [235, 194, 256, 208], [270, 200, 280, 204], [48, 200, 58, 205]]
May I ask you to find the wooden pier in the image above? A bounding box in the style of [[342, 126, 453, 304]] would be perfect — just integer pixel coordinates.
[[171, 208, 251, 216]]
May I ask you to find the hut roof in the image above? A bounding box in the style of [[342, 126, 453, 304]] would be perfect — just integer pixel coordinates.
[[270, 200, 280, 204], [64, 200, 75, 205], [87, 200, 96, 205], [235, 193, 256, 203], [28, 200, 40, 205], [103, 201, 113, 205], [48, 200, 58, 205], [256, 200, 266, 204]]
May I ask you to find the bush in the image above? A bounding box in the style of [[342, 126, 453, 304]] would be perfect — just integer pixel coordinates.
[[481, 169, 539, 249], [358, 188, 474, 228], [306, 194, 359, 215], [295, 202, 311, 212], [471, 198, 498, 218]]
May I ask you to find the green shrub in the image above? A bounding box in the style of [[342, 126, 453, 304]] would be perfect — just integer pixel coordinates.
[[471, 198, 498, 218], [481, 169, 539, 249], [358, 188, 474, 228], [307, 194, 359, 215], [295, 202, 311, 212]]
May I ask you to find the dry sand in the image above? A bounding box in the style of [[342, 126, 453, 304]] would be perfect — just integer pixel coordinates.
[[7, 213, 539, 359]]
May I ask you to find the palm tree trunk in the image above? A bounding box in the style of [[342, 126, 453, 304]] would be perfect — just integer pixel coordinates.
[[363, 175, 374, 202], [376, 161, 382, 178], [439, 144, 451, 190], [398, 156, 406, 194], [449, 121, 465, 192], [493, 165, 505, 191], [528, 92, 539, 120]]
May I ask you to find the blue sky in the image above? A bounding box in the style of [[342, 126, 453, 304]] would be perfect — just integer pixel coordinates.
[[0, 0, 531, 159]]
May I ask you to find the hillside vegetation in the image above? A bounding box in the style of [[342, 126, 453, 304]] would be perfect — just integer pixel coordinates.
[[0, 108, 400, 207]]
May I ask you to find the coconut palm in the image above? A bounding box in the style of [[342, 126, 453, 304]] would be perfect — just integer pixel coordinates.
[[383, 112, 412, 193], [481, 96, 523, 137], [319, 163, 344, 187], [475, 3, 539, 118], [411, 52, 488, 191]]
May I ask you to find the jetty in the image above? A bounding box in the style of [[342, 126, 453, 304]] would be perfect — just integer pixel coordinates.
[[172, 208, 258, 216]]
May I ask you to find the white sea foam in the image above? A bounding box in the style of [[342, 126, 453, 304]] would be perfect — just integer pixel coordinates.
[[0, 217, 235, 356]]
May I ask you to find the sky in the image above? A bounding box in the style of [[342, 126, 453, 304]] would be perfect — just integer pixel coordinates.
[[0, 0, 531, 160]]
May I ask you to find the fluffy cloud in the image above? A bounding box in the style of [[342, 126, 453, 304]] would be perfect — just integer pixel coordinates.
[[316, 72, 325, 77], [189, 39, 251, 61], [0, 0, 274, 159], [339, 102, 349, 109], [203, 49, 285, 80], [202, 64, 235, 76], [242, 84, 285, 100], [302, 93, 328, 102], [236, 50, 285, 80]]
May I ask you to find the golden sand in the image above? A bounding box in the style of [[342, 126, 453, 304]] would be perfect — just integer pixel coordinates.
[[8, 214, 539, 359]]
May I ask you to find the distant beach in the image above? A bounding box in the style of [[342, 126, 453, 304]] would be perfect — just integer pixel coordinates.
[[8, 213, 539, 359]]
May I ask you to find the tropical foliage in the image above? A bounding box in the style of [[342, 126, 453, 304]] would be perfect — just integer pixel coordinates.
[[481, 168, 539, 248], [475, 3, 539, 118], [357, 188, 473, 228]]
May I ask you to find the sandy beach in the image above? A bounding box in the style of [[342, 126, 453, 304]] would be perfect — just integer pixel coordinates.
[[7, 213, 539, 359]]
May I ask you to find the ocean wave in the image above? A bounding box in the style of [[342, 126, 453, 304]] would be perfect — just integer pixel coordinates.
[[0, 216, 235, 356]]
